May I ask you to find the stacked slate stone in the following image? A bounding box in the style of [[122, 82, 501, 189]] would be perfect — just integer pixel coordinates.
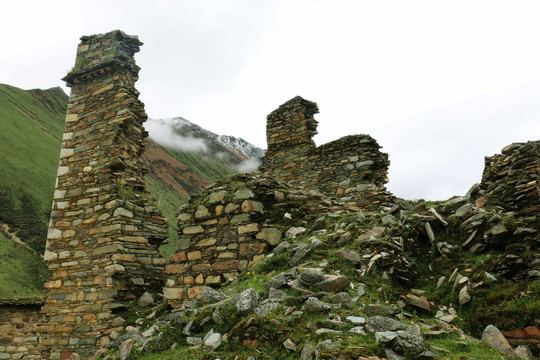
[[0, 299, 44, 360], [315, 135, 393, 209], [260, 96, 394, 210], [478, 141, 540, 216], [164, 173, 333, 308], [40, 31, 168, 359]]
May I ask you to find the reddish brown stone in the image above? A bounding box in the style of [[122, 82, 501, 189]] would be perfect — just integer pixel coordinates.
[[239, 243, 268, 256], [242, 339, 260, 348], [53, 325, 73, 333], [188, 286, 203, 299], [83, 314, 97, 322], [475, 196, 487, 208], [523, 326, 540, 338], [318, 275, 350, 292], [191, 263, 212, 272], [212, 260, 241, 272], [405, 293, 431, 311], [61, 350, 73, 360], [502, 328, 525, 338], [63, 315, 76, 322], [165, 264, 187, 274], [103, 111, 115, 120]]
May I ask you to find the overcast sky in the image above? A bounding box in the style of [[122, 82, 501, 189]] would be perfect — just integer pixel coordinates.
[[2, 0, 539, 200]]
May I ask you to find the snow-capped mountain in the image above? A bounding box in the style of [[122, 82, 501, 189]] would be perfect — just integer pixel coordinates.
[[145, 117, 265, 172]]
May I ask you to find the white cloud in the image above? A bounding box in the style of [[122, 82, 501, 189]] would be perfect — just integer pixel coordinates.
[[145, 119, 208, 153], [236, 158, 261, 173]]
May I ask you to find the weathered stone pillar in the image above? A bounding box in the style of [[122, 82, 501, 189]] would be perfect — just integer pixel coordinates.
[[39, 30, 168, 359], [260, 96, 319, 181]]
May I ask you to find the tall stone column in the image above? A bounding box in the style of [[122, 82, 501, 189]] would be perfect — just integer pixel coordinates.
[[39, 30, 168, 359]]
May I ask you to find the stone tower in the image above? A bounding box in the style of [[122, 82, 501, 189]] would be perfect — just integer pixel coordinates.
[[40, 31, 168, 359]]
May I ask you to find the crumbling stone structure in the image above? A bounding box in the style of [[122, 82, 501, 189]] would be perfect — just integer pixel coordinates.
[[477, 141, 540, 216], [164, 173, 333, 308], [0, 299, 44, 359], [164, 174, 288, 307], [39, 31, 168, 359], [164, 97, 397, 307], [259, 96, 394, 209]]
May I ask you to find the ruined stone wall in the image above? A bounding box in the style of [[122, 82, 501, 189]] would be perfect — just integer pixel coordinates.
[[478, 140, 540, 216], [163, 174, 287, 307], [260, 96, 394, 209], [0, 300, 43, 360], [163, 174, 332, 308], [39, 30, 168, 359]]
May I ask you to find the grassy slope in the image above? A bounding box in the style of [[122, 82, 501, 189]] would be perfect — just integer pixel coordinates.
[[164, 148, 236, 183], [0, 84, 65, 213], [144, 174, 187, 257], [0, 231, 47, 299], [147, 147, 237, 257], [0, 84, 66, 298]]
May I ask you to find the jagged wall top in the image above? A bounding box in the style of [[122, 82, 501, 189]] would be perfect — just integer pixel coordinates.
[[477, 140, 540, 216], [261, 96, 394, 209], [63, 30, 143, 85], [266, 96, 319, 151]]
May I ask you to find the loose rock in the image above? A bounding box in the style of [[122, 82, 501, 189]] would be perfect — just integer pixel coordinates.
[[236, 288, 259, 315], [482, 325, 516, 358]]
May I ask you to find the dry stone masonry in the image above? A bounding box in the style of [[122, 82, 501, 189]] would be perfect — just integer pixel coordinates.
[[476, 140, 540, 216], [0, 299, 44, 360], [164, 173, 334, 308], [260, 96, 395, 210], [39, 30, 168, 359]]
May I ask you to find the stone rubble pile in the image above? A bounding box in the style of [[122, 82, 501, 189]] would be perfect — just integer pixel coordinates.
[[164, 173, 341, 307], [49, 141, 539, 359], [64, 184, 539, 358]]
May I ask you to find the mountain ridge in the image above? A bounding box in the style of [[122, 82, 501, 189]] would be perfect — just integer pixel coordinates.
[[146, 116, 265, 173]]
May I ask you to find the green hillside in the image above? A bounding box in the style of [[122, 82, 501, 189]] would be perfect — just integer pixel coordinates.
[[164, 147, 237, 182], [0, 231, 48, 299], [144, 174, 188, 257], [0, 84, 67, 252]]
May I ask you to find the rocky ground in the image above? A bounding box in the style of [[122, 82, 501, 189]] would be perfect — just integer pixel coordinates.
[[69, 171, 538, 360]]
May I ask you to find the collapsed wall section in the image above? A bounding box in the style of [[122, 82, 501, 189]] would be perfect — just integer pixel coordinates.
[[39, 30, 168, 359], [163, 173, 331, 308], [260, 96, 394, 209], [477, 140, 540, 216], [163, 174, 286, 307]]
